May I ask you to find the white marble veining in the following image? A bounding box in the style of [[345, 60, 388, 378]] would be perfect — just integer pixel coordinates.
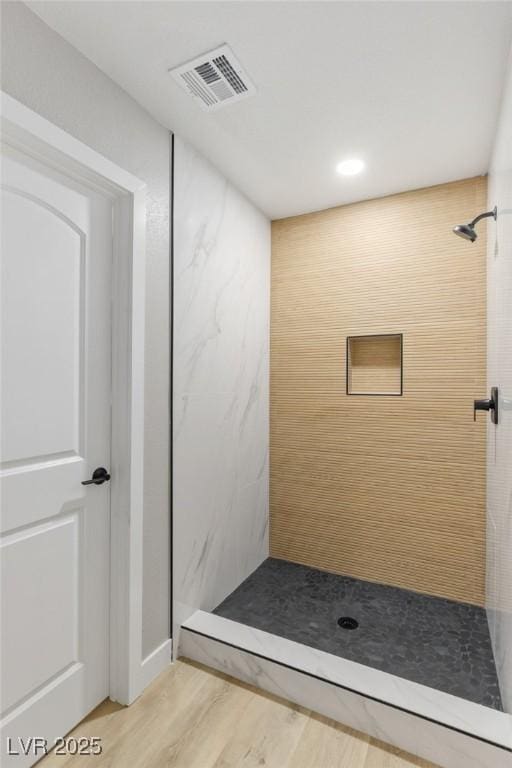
[[180, 623, 511, 768], [173, 137, 270, 644], [182, 610, 512, 749], [487, 51, 512, 714]]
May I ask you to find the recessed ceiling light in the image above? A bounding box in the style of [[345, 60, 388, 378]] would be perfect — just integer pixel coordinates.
[[336, 158, 365, 176]]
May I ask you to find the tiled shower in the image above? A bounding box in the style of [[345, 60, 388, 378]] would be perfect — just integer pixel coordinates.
[[173, 58, 512, 768]]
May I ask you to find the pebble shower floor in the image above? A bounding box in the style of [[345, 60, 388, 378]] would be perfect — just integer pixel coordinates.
[[214, 558, 502, 710]]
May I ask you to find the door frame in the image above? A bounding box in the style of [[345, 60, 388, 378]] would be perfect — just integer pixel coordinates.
[[1, 92, 152, 706]]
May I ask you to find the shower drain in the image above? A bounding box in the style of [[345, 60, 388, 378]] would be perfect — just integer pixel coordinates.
[[337, 616, 358, 630]]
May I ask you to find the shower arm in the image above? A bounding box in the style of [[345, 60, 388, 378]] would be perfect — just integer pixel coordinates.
[[469, 207, 497, 228]]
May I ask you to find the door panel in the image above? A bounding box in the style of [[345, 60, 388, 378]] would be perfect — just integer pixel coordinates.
[[1, 458, 84, 533], [0, 147, 112, 766], [1, 515, 79, 711], [1, 189, 83, 462]]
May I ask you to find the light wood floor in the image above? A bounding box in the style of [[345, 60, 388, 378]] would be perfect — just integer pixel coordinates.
[[41, 659, 439, 768]]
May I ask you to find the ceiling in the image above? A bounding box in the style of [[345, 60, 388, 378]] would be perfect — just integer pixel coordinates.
[[28, 1, 512, 219]]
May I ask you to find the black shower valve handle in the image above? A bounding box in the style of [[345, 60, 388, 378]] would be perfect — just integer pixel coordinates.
[[473, 387, 499, 425], [474, 399, 492, 419]]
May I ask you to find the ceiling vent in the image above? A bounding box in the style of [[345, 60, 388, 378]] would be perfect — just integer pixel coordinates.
[[169, 44, 256, 112]]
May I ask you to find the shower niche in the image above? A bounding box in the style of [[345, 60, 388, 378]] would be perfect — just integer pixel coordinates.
[[346, 333, 403, 395]]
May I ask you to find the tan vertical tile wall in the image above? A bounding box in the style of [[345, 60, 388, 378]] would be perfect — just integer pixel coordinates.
[[270, 177, 487, 605]]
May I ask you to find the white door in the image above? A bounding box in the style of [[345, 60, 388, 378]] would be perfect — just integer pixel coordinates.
[[0, 144, 112, 766]]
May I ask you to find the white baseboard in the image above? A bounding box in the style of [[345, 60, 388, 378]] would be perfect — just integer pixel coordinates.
[[138, 638, 173, 693]]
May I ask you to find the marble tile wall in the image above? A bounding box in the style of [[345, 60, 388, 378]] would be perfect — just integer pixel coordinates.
[[487, 50, 512, 713], [173, 136, 270, 644]]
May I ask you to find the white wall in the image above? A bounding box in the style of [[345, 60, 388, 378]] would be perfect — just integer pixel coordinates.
[[0, 1, 170, 658], [173, 137, 270, 643], [486, 50, 512, 713]]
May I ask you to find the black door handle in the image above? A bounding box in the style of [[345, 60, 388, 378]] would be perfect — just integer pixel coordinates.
[[474, 386, 499, 425], [82, 467, 111, 486]]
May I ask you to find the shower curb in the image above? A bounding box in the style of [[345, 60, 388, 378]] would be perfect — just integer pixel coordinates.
[[180, 611, 512, 768]]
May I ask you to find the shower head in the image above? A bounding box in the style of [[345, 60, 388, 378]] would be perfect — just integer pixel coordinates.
[[452, 206, 497, 243], [453, 222, 478, 242]]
